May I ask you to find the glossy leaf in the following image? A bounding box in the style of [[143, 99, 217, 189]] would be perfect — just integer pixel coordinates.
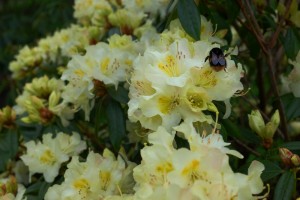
[[282, 27, 300, 59], [177, 0, 201, 40], [274, 170, 295, 200], [221, 119, 260, 144], [0, 129, 18, 171], [107, 85, 129, 104], [281, 93, 300, 121], [260, 160, 283, 181], [105, 98, 126, 151], [281, 141, 300, 153], [25, 180, 51, 200]]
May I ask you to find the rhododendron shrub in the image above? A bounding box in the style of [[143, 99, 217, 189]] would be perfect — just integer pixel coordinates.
[[1, 0, 300, 199]]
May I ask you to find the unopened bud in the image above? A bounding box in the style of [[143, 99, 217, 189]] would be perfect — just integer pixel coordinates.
[[5, 176, 17, 195], [264, 110, 280, 138], [49, 91, 60, 108], [248, 110, 280, 148], [248, 110, 265, 137], [291, 154, 300, 167], [0, 106, 16, 129], [0, 182, 6, 196], [279, 148, 294, 167]]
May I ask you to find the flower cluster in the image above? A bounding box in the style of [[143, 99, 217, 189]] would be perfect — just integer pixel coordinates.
[[45, 149, 136, 200], [132, 125, 265, 200], [0, 176, 26, 200], [21, 132, 86, 182], [74, 0, 173, 28], [128, 37, 243, 131], [61, 34, 140, 120], [1, 0, 270, 199], [9, 25, 102, 80], [14, 76, 75, 126]]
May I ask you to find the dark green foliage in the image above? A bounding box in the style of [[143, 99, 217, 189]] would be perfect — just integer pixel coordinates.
[[274, 171, 296, 200], [0, 129, 18, 171], [105, 98, 126, 151], [177, 0, 201, 40]]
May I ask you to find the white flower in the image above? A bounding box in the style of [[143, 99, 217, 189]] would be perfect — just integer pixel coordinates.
[[55, 132, 87, 156], [21, 132, 86, 183], [74, 0, 113, 26], [287, 51, 300, 97], [45, 150, 136, 200], [122, 0, 173, 19], [21, 134, 69, 182], [62, 36, 139, 120], [9, 25, 102, 80], [128, 37, 243, 131], [133, 126, 265, 199]]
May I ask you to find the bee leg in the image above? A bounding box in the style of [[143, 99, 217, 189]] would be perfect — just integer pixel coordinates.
[[205, 56, 209, 62]]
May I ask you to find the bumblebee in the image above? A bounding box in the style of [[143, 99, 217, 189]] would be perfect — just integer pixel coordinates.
[[205, 47, 227, 72]]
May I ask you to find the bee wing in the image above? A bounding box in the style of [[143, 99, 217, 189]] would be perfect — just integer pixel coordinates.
[[211, 54, 219, 65], [218, 57, 226, 65]]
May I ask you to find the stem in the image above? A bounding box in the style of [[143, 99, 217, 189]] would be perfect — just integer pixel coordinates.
[[76, 121, 106, 151], [256, 58, 266, 112], [236, 0, 290, 140], [236, 0, 268, 54], [266, 50, 289, 140], [233, 137, 261, 157], [268, 0, 293, 48]]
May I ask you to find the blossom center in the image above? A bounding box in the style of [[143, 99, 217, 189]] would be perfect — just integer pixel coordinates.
[[99, 171, 111, 190], [133, 80, 155, 96], [181, 160, 201, 183], [186, 91, 208, 112], [158, 55, 180, 77], [191, 67, 217, 88], [73, 178, 90, 197], [158, 95, 180, 114], [39, 149, 56, 165]]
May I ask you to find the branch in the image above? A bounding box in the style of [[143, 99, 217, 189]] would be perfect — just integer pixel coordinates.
[[269, 0, 293, 49], [236, 0, 289, 140], [232, 137, 261, 157], [236, 0, 268, 54]]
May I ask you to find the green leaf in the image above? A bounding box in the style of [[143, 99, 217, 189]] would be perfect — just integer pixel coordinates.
[[260, 160, 283, 181], [281, 141, 300, 153], [221, 119, 260, 144], [93, 98, 106, 134], [16, 120, 42, 142], [224, 1, 240, 23], [281, 93, 300, 121], [0, 129, 18, 171], [107, 85, 129, 104], [25, 180, 51, 200], [105, 98, 126, 151], [281, 27, 300, 59], [177, 0, 201, 40], [274, 170, 296, 200], [239, 26, 261, 57]]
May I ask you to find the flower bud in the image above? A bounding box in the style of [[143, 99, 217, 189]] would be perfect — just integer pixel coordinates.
[[291, 154, 300, 167], [0, 106, 16, 129], [49, 91, 61, 108], [248, 110, 265, 137], [0, 176, 18, 196], [5, 176, 17, 196], [279, 148, 294, 167], [264, 110, 280, 139], [248, 110, 280, 148]]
